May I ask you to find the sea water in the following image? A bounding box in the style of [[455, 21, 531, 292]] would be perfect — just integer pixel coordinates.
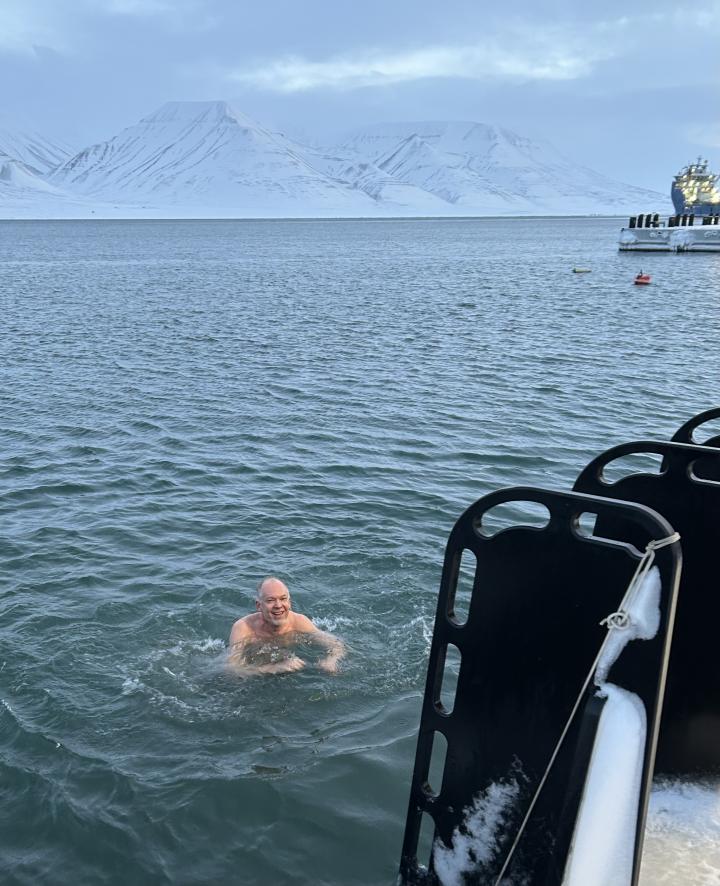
[[1, 217, 718, 885]]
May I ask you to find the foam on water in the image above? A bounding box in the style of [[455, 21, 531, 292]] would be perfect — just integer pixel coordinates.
[[640, 779, 720, 885]]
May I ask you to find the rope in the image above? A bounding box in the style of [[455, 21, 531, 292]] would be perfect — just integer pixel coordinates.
[[600, 611, 630, 629], [598, 533, 680, 634], [491, 530, 679, 886]]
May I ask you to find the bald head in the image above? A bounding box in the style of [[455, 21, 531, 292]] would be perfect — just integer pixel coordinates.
[[256, 576, 288, 600], [255, 576, 292, 627]]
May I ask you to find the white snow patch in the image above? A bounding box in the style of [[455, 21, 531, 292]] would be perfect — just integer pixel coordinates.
[[562, 683, 647, 886], [562, 567, 668, 883], [595, 566, 661, 685], [563, 566, 664, 883], [619, 229, 638, 245], [433, 778, 521, 886]]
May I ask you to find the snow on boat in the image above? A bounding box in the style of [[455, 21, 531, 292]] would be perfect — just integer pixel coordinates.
[[399, 407, 720, 886]]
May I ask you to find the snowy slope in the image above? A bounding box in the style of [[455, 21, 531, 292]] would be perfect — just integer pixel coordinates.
[[0, 152, 104, 218], [0, 154, 58, 191], [337, 121, 665, 214], [48, 101, 388, 215], [0, 151, 109, 218], [296, 143, 454, 213], [0, 128, 74, 175], [1, 102, 667, 218]]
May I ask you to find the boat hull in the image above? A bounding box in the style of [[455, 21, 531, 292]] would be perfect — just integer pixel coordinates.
[[619, 226, 720, 252]]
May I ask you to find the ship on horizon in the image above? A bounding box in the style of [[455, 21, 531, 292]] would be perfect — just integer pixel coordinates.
[[671, 157, 720, 216], [619, 156, 720, 251]]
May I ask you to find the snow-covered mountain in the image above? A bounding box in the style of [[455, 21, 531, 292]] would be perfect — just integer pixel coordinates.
[[297, 142, 454, 213], [0, 153, 103, 217], [0, 127, 73, 175], [0, 154, 53, 190], [336, 121, 663, 214], [0, 122, 96, 217], [1, 101, 666, 218], [47, 101, 386, 215]]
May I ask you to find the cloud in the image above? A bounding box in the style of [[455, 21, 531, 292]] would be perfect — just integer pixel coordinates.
[[676, 6, 720, 29], [97, 0, 204, 18], [0, 1, 67, 54], [218, 7, 720, 94], [226, 39, 615, 93], [0, 0, 207, 55], [101, 0, 174, 14]]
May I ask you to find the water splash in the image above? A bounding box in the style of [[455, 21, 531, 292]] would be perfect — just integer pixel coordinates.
[[640, 779, 720, 885]]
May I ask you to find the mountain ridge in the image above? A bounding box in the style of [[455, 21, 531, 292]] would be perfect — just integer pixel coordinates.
[[0, 125, 74, 176], [0, 101, 666, 218]]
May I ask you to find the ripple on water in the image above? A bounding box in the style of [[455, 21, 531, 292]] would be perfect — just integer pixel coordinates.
[[1, 218, 717, 885]]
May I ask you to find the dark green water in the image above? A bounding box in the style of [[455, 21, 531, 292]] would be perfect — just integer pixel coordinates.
[[1, 218, 718, 885]]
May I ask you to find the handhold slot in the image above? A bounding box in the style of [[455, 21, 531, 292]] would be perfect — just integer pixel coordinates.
[[424, 731, 449, 798], [688, 456, 720, 484], [474, 500, 551, 538], [574, 511, 598, 538], [688, 416, 720, 445], [438, 643, 462, 715], [417, 812, 436, 870], [601, 452, 664, 484], [448, 548, 476, 625]]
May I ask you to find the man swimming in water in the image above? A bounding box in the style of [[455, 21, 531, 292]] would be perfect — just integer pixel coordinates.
[[228, 576, 345, 675]]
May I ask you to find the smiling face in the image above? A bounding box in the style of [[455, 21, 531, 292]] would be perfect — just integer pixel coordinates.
[[256, 578, 292, 629]]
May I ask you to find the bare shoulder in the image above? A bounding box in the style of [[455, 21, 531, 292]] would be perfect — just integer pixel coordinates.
[[229, 614, 258, 644], [291, 612, 318, 633]]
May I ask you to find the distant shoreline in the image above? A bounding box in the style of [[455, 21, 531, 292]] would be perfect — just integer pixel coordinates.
[[0, 214, 631, 222]]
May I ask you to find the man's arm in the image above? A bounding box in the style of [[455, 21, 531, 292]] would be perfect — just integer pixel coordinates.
[[295, 616, 345, 673], [316, 632, 345, 673], [226, 620, 256, 675]]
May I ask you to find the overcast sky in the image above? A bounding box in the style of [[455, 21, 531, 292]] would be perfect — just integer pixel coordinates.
[[1, 0, 718, 191]]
